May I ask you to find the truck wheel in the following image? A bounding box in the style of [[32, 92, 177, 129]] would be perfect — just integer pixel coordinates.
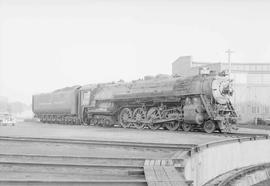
[[182, 123, 191, 132], [165, 121, 180, 131], [104, 118, 114, 127], [203, 120, 216, 133]]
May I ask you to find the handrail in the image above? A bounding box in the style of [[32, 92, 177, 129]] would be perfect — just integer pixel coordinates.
[[218, 162, 270, 186], [187, 134, 269, 156]]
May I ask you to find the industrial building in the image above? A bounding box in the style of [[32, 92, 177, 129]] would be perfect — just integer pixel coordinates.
[[172, 56, 270, 123], [0, 96, 8, 112]]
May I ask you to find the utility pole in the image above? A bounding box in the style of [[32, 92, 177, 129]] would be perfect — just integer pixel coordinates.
[[225, 49, 234, 79], [225, 49, 235, 105]]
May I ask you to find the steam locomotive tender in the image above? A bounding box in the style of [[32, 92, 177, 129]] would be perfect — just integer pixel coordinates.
[[32, 74, 237, 133]]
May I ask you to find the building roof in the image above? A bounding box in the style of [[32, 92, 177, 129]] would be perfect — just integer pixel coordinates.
[[192, 61, 270, 73], [193, 61, 270, 65]]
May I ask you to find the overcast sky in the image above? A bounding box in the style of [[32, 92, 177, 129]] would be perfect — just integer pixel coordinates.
[[1, 0, 270, 104]]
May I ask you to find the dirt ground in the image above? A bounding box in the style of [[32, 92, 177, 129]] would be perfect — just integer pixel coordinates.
[[0, 121, 229, 145], [237, 125, 270, 135]]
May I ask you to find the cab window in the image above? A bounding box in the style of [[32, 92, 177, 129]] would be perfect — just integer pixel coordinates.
[[81, 91, 91, 105]]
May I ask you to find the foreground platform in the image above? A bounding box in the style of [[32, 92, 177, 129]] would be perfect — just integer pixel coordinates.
[[2, 122, 270, 186]]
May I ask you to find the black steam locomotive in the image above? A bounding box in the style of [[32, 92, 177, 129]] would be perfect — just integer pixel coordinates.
[[32, 73, 237, 133]]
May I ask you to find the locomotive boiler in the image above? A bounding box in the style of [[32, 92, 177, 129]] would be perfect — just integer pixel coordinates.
[[32, 73, 238, 133]]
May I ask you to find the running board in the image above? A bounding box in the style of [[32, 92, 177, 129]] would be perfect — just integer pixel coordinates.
[[126, 118, 180, 124]]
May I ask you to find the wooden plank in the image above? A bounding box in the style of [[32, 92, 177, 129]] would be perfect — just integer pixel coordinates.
[[146, 182, 157, 186], [149, 160, 155, 166], [144, 160, 150, 166], [144, 166, 157, 182], [171, 151, 188, 159], [170, 181, 189, 186], [153, 166, 170, 181], [155, 160, 161, 166], [163, 166, 184, 181], [154, 181, 171, 186]]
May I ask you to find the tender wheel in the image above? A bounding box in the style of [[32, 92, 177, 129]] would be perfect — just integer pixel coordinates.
[[133, 108, 146, 129], [48, 116, 52, 124], [98, 118, 104, 126], [63, 118, 67, 124], [82, 120, 88, 126], [75, 119, 80, 125], [165, 121, 180, 131], [104, 119, 110, 127], [73, 119, 79, 125], [86, 118, 91, 125], [203, 120, 216, 133], [60, 117, 64, 124], [182, 123, 192, 132], [147, 107, 162, 130], [119, 108, 133, 128], [51, 116, 55, 124], [92, 118, 98, 125]]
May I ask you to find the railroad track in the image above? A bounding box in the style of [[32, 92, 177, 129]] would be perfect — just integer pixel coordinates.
[[0, 135, 195, 150], [0, 153, 146, 167], [2, 131, 266, 185], [0, 136, 192, 186], [27, 121, 270, 140], [0, 153, 147, 186]]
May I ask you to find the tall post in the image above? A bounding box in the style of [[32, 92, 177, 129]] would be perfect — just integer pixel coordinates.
[[225, 49, 235, 105], [225, 49, 234, 79]]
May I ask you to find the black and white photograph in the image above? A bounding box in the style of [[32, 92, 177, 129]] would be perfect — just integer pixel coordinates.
[[1, 0, 270, 185]]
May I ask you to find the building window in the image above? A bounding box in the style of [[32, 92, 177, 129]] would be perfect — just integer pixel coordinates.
[[252, 106, 256, 114], [232, 65, 238, 71], [244, 65, 249, 71], [265, 106, 269, 114], [249, 65, 256, 71], [241, 106, 245, 113], [262, 74, 270, 83], [256, 65, 262, 71]]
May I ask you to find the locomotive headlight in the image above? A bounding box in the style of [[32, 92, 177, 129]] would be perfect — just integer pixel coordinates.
[[212, 77, 232, 104]]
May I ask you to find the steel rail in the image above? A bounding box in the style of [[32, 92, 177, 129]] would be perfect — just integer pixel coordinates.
[[0, 161, 145, 169], [0, 135, 195, 150], [0, 180, 147, 186], [0, 153, 147, 185], [0, 152, 147, 162]]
